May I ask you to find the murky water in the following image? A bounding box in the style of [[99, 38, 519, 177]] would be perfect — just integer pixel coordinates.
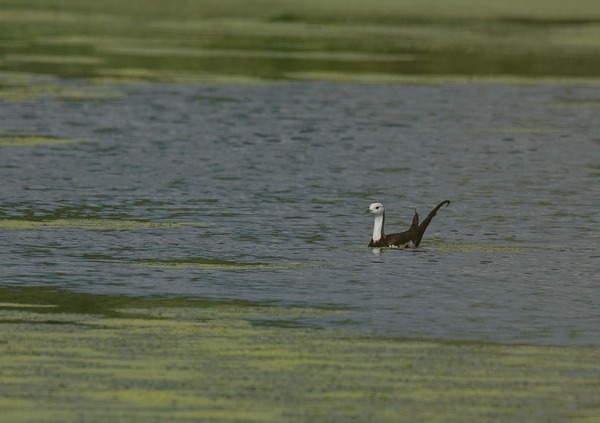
[[1, 80, 599, 346]]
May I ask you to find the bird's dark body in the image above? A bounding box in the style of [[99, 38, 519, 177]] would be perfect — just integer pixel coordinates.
[[368, 200, 450, 248]]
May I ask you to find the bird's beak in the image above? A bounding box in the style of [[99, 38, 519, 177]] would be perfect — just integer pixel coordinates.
[[363, 209, 371, 215]]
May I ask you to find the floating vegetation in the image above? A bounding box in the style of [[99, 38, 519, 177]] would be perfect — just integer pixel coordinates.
[[285, 71, 600, 86], [0, 287, 598, 422], [0, 9, 94, 24], [99, 44, 414, 63], [0, 70, 57, 84], [0, 218, 205, 230], [0, 71, 122, 101], [2, 1, 600, 82], [0, 302, 58, 309], [4, 54, 105, 66], [94, 68, 265, 84], [131, 257, 304, 270], [0, 84, 121, 101], [285, 71, 441, 84], [0, 136, 91, 146]]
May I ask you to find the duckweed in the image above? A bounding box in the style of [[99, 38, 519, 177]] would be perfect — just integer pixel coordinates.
[[0, 136, 91, 146], [2, 0, 600, 81], [0, 288, 598, 422], [131, 257, 304, 270]]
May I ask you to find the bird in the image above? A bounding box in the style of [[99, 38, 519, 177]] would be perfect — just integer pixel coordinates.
[[365, 200, 450, 248]]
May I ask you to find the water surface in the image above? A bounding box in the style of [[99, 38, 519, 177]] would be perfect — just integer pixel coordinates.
[[1, 80, 598, 346]]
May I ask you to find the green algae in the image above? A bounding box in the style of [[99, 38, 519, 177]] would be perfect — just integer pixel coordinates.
[[0, 136, 91, 146], [0, 70, 56, 84], [0, 71, 121, 102], [0, 71, 119, 101], [0, 287, 599, 422], [0, 84, 121, 102], [131, 257, 305, 270], [0, 218, 205, 230], [98, 44, 414, 63], [94, 68, 265, 84], [286, 71, 600, 86], [0, 83, 122, 102], [0, 302, 58, 309], [2, 0, 600, 82], [4, 54, 105, 66]]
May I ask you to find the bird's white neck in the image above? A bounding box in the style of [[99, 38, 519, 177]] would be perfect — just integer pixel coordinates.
[[372, 213, 385, 242]]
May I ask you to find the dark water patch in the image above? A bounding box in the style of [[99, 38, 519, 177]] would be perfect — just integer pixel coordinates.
[[0, 287, 142, 318], [375, 166, 412, 173], [249, 318, 322, 329], [131, 257, 307, 270], [192, 94, 240, 103], [0, 286, 284, 317]]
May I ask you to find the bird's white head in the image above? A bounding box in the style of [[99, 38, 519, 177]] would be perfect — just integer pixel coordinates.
[[368, 202, 385, 216]]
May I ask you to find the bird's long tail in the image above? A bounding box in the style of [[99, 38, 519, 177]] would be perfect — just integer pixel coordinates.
[[415, 200, 450, 247], [409, 208, 419, 231]]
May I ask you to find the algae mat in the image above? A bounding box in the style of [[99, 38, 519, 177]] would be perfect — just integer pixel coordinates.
[[0, 290, 599, 422], [1, 0, 600, 81]]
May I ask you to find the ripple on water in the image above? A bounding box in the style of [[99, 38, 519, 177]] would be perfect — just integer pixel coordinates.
[[0, 81, 598, 347]]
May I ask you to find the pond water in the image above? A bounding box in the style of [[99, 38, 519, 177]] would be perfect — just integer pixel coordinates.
[[1, 80, 599, 346]]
